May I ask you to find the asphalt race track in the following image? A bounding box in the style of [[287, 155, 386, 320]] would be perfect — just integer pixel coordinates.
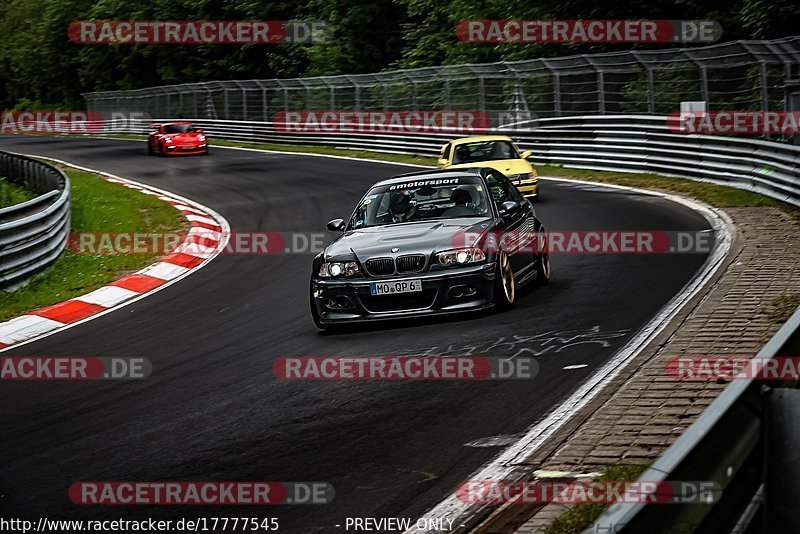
[[0, 135, 712, 531]]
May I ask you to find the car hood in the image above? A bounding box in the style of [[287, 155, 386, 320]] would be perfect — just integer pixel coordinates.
[[325, 218, 493, 261], [448, 159, 533, 175]]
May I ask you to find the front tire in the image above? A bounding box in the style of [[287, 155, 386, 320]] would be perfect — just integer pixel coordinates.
[[493, 251, 516, 311], [147, 140, 154, 155]]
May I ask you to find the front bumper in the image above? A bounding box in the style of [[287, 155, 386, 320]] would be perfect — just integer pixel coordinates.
[[165, 143, 208, 155], [516, 180, 539, 199], [311, 263, 497, 324]]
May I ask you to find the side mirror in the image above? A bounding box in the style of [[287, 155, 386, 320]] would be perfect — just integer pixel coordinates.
[[196, 128, 204, 133], [498, 201, 518, 216], [326, 218, 346, 232], [437, 158, 449, 168], [520, 150, 533, 159]]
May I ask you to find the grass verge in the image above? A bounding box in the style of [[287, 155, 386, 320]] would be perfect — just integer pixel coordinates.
[[537, 165, 780, 208], [545, 464, 650, 534], [768, 294, 800, 324], [0, 164, 186, 322], [0, 178, 37, 208]]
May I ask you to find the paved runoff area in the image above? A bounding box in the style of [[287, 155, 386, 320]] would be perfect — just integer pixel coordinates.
[[495, 206, 800, 533]]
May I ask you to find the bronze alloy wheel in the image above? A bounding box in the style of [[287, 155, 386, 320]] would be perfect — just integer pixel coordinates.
[[499, 251, 515, 304], [538, 232, 551, 284]]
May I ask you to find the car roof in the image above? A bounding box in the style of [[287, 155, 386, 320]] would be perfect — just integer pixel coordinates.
[[373, 169, 489, 188], [450, 135, 513, 144]]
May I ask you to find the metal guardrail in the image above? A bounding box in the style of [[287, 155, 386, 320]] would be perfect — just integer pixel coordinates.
[[0, 152, 71, 290], [589, 305, 800, 533], [96, 114, 800, 207]]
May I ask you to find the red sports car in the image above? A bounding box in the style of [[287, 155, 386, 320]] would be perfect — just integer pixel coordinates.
[[147, 122, 209, 156]]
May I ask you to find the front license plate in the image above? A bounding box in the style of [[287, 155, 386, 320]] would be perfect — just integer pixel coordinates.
[[370, 279, 423, 296]]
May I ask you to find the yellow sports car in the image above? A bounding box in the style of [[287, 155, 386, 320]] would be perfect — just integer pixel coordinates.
[[437, 135, 539, 199]]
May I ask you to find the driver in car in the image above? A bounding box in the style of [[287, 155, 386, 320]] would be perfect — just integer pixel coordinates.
[[442, 186, 480, 217], [451, 187, 479, 211], [388, 191, 418, 222]]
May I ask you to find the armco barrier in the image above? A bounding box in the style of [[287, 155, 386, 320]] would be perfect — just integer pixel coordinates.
[[590, 306, 800, 533], [0, 152, 70, 289], [94, 114, 800, 207]]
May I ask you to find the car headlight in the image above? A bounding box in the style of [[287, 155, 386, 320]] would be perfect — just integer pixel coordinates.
[[319, 261, 360, 278], [198, 135, 206, 141], [436, 247, 486, 267], [164, 137, 173, 143], [509, 173, 533, 182]]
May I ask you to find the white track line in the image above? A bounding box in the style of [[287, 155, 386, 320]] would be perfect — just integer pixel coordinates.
[[0, 154, 231, 353]]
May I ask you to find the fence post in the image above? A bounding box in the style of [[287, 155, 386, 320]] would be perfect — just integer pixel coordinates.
[[402, 73, 418, 111], [478, 76, 485, 113], [760, 62, 769, 111], [700, 66, 710, 104], [341, 75, 360, 110], [255, 81, 268, 122], [192, 87, 199, 118], [586, 57, 605, 114]]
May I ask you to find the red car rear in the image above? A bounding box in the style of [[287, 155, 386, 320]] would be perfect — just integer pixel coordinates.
[[147, 122, 209, 156]]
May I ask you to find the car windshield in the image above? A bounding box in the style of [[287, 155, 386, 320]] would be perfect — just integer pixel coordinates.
[[452, 140, 519, 164], [349, 176, 491, 229], [163, 124, 196, 134]]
